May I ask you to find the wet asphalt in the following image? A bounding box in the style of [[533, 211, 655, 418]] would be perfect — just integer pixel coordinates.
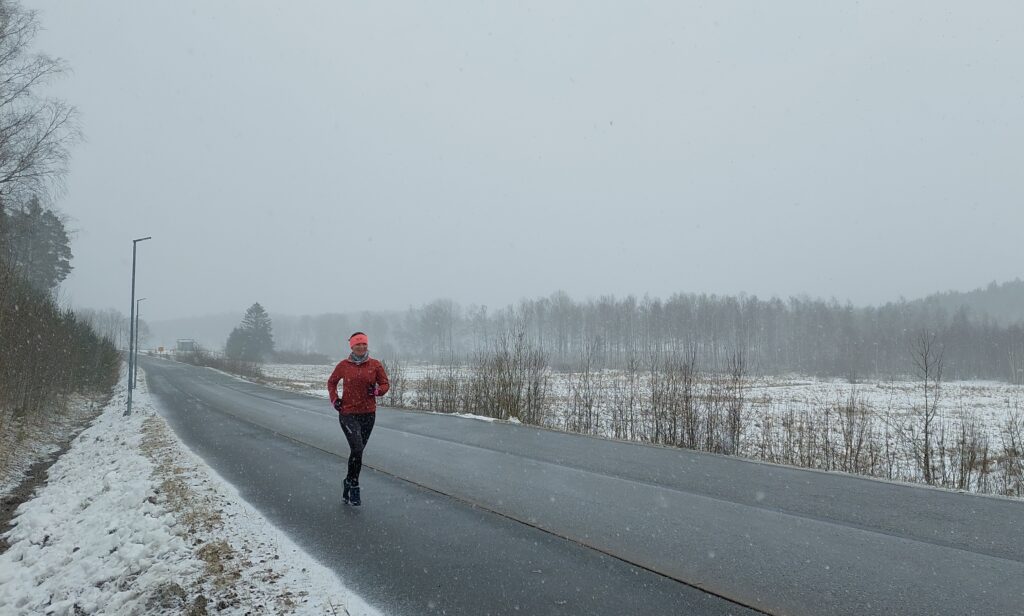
[[141, 356, 1024, 616]]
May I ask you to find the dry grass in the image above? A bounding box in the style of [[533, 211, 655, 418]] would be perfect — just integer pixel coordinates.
[[138, 413, 336, 613], [140, 417, 244, 610]]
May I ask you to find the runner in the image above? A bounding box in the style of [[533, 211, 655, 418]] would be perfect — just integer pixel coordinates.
[[326, 332, 389, 506]]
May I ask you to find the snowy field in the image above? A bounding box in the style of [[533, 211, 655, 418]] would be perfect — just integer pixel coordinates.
[[0, 368, 379, 616], [259, 362, 1024, 497], [260, 363, 336, 395], [261, 362, 1023, 436], [260, 362, 443, 396], [744, 376, 1023, 440]]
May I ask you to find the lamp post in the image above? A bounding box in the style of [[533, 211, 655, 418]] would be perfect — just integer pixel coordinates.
[[125, 236, 151, 417], [133, 297, 146, 390]]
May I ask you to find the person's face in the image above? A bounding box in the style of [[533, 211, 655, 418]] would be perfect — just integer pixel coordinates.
[[353, 343, 368, 355]]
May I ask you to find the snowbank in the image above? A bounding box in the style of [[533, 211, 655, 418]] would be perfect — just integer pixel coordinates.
[[0, 368, 380, 615], [0, 395, 101, 499]]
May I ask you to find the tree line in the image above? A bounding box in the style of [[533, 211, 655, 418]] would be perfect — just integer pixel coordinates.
[[264, 287, 1024, 382], [0, 0, 119, 460]]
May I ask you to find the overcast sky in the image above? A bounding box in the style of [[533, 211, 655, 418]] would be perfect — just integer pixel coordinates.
[[35, 1, 1024, 321]]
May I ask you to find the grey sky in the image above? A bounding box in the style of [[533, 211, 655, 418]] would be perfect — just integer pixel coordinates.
[[35, 1, 1024, 321]]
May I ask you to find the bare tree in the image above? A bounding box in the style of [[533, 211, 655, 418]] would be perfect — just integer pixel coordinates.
[[414, 355, 461, 414], [381, 355, 407, 408], [999, 408, 1023, 497], [77, 307, 130, 348], [521, 340, 550, 426], [609, 353, 640, 440], [1009, 343, 1024, 386], [911, 329, 944, 485], [837, 390, 870, 474], [679, 345, 699, 449], [0, 1, 79, 203], [566, 339, 599, 435], [949, 396, 989, 492], [725, 349, 746, 455]]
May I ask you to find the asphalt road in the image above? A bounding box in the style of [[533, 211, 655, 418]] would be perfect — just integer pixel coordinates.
[[140, 356, 1024, 616]]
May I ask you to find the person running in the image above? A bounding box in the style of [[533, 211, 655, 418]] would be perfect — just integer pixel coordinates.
[[327, 332, 389, 506]]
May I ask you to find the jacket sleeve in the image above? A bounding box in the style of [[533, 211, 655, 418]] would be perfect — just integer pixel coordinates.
[[327, 362, 344, 405], [375, 361, 390, 396]]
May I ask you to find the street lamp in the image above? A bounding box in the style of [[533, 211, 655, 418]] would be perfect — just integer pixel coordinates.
[[133, 297, 146, 390], [125, 235, 151, 417]]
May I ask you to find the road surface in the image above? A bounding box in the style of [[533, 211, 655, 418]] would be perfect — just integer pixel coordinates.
[[141, 356, 1024, 615]]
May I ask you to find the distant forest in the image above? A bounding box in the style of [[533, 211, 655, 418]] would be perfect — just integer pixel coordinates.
[[246, 279, 1024, 382]]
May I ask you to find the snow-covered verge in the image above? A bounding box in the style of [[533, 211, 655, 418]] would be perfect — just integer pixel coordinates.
[[0, 395, 104, 499], [0, 368, 380, 616]]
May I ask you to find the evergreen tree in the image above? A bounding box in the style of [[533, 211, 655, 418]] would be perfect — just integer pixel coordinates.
[[1, 195, 73, 292], [225, 303, 274, 361], [225, 326, 248, 360]]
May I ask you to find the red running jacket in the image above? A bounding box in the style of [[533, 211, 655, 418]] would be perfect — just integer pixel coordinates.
[[327, 358, 390, 415]]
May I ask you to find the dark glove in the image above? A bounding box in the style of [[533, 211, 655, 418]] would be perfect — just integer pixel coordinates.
[[333, 398, 343, 411], [368, 385, 381, 396]]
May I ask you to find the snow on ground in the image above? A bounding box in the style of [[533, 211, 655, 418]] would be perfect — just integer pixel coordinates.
[[1, 395, 103, 499], [259, 363, 333, 398], [259, 362, 1024, 438], [0, 367, 381, 616], [743, 375, 1024, 442], [449, 413, 497, 423]]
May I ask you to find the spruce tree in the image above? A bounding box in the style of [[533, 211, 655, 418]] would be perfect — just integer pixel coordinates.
[[225, 303, 275, 361], [2, 196, 73, 292]]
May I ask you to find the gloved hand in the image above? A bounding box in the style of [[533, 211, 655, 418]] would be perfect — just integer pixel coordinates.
[[367, 385, 382, 396], [333, 398, 343, 411]]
